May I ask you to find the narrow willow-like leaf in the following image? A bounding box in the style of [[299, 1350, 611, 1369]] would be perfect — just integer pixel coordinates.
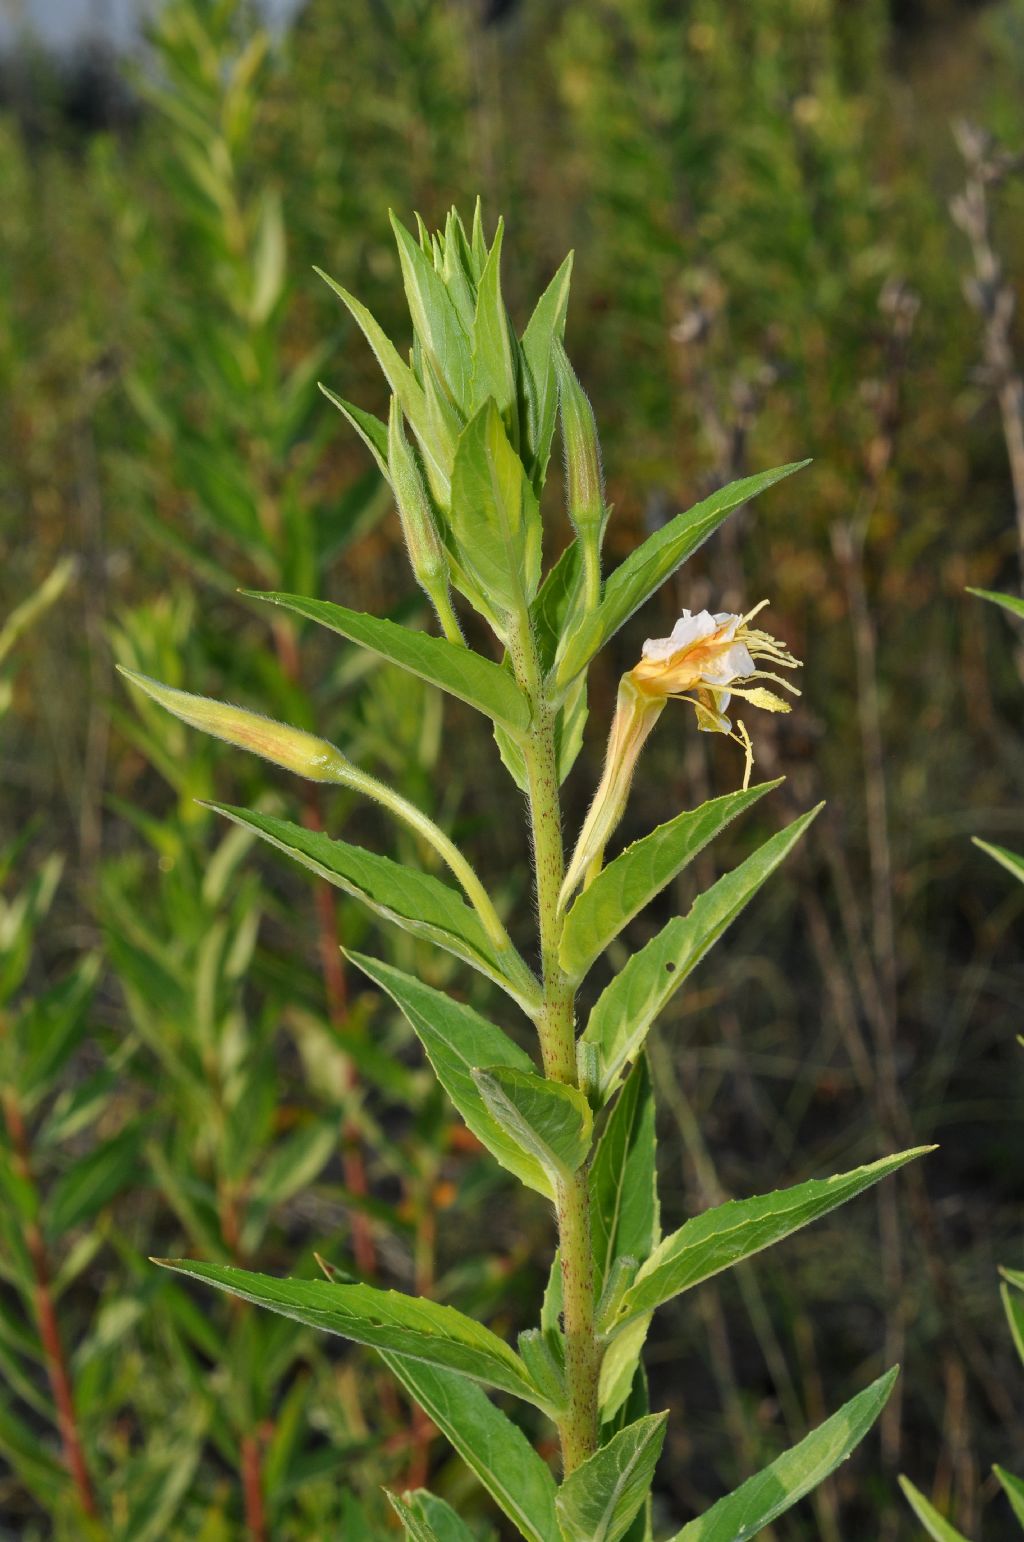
[[899, 1477, 970, 1542], [617, 1149, 931, 1325], [156, 1259, 548, 1409], [246, 591, 531, 733], [209, 804, 538, 1012], [973, 837, 1024, 885], [318, 385, 389, 479], [967, 585, 1024, 622], [591, 1059, 659, 1292], [378, 1355, 559, 1542], [582, 806, 820, 1102], [560, 782, 779, 983], [555, 1412, 667, 1542], [450, 399, 542, 615], [591, 1061, 659, 1423], [473, 1065, 593, 1181], [316, 266, 452, 496], [348, 953, 552, 1198], [994, 1466, 1024, 1526], [673, 1369, 897, 1541], [553, 462, 809, 688]]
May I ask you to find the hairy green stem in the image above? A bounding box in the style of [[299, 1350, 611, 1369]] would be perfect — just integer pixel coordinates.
[[511, 618, 600, 1474]]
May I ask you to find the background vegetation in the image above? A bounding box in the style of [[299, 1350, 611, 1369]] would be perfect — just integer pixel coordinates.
[[1, 0, 1022, 1535]]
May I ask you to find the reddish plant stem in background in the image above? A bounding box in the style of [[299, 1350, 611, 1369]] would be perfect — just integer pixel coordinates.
[[1, 1088, 98, 1521], [240, 1433, 268, 1542], [269, 617, 376, 1278]]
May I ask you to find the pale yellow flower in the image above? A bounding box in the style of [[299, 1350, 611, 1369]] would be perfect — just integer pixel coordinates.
[[559, 602, 800, 906]]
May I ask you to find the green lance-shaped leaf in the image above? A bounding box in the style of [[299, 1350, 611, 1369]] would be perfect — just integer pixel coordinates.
[[899, 1477, 971, 1542], [207, 805, 538, 1013], [590, 1059, 659, 1293], [244, 591, 531, 735], [556, 1412, 667, 1542], [319, 384, 390, 479], [378, 1356, 559, 1542], [973, 838, 1024, 885], [316, 266, 453, 501], [450, 399, 543, 620], [155, 1259, 550, 1411], [386, 1491, 442, 1542], [560, 782, 779, 983], [615, 1148, 932, 1326], [391, 210, 472, 410], [995, 1467, 1024, 1527], [471, 217, 517, 418], [673, 1369, 898, 1542], [581, 806, 821, 1104], [348, 952, 552, 1197], [472, 1065, 593, 1183], [589, 1059, 659, 1422], [967, 585, 1024, 622], [553, 462, 809, 690], [520, 251, 574, 492]]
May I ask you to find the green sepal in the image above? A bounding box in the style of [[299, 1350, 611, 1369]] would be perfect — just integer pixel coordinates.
[[671, 1369, 898, 1540], [560, 782, 780, 983], [472, 1064, 593, 1181], [555, 1413, 667, 1542]]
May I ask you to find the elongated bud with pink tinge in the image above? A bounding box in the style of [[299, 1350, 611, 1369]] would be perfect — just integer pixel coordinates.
[[118, 668, 348, 782]]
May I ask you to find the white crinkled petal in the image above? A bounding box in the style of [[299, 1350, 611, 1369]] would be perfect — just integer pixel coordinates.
[[700, 642, 756, 684], [643, 609, 718, 660]]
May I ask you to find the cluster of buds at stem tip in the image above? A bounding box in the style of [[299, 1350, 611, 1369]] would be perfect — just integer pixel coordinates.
[[387, 397, 463, 645], [555, 339, 607, 611], [559, 602, 801, 906]]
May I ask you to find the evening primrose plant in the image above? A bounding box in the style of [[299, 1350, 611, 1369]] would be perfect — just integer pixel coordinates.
[[120, 208, 929, 1538]]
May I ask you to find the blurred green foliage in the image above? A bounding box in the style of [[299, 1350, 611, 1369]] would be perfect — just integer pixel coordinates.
[[1, 0, 1023, 1535]]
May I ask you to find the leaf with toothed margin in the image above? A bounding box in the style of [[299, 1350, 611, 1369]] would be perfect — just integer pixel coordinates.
[[581, 806, 821, 1104], [378, 1356, 559, 1542], [206, 803, 539, 1013], [672, 1369, 898, 1541], [154, 1259, 550, 1410], [243, 591, 531, 734], [347, 952, 552, 1197], [555, 1413, 667, 1542], [560, 782, 779, 984], [553, 463, 809, 690]]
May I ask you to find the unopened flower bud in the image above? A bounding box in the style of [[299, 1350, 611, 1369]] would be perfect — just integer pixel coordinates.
[[555, 341, 607, 609], [118, 668, 348, 782], [387, 396, 449, 592]]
